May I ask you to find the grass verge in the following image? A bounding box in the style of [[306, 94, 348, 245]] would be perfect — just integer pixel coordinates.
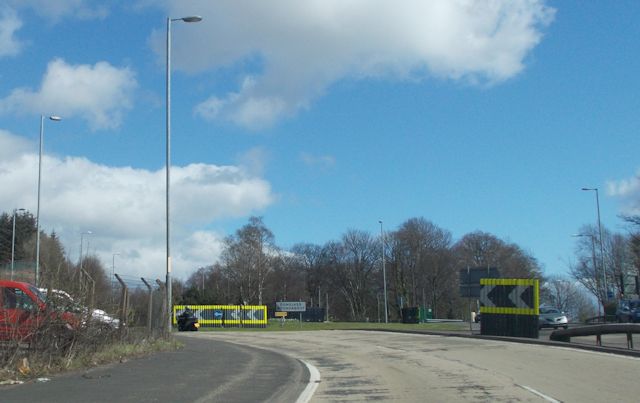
[[1, 334, 180, 384]]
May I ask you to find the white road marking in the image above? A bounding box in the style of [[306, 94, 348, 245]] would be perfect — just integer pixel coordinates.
[[518, 384, 561, 403], [295, 360, 321, 403]]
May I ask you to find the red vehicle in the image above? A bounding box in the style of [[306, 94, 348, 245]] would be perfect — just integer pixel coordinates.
[[0, 280, 79, 343]]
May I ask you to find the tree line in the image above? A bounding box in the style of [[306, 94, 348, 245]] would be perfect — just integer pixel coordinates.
[[4, 208, 640, 322], [179, 216, 546, 321], [0, 210, 112, 311]]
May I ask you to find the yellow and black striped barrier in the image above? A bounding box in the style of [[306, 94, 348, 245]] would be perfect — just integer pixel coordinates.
[[173, 305, 267, 328]]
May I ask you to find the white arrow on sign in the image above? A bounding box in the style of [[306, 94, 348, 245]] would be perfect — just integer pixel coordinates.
[[479, 285, 495, 307], [508, 285, 530, 309]]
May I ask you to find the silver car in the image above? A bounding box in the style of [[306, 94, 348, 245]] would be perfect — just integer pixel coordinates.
[[538, 307, 568, 329]]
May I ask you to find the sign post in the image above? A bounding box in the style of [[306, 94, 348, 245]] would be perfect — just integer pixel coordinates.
[[459, 267, 500, 334], [276, 301, 306, 329]]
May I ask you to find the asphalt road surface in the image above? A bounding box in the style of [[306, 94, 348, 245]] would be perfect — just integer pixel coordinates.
[[0, 336, 308, 403], [185, 330, 640, 402]]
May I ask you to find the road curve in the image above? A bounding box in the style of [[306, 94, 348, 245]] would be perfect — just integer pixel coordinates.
[[185, 330, 640, 402], [0, 335, 308, 403]]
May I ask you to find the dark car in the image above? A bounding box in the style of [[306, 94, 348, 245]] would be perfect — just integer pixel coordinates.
[[616, 299, 640, 323]]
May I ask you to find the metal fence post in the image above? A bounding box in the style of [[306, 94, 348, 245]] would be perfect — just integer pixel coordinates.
[[141, 278, 153, 336], [156, 279, 167, 337], [115, 274, 128, 336]]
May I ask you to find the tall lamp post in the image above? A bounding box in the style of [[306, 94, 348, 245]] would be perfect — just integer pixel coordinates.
[[11, 208, 26, 280], [379, 220, 389, 323], [166, 15, 202, 332], [35, 115, 61, 287], [581, 187, 607, 299]]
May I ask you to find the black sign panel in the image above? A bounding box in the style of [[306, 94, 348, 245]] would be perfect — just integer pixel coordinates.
[[459, 267, 500, 298]]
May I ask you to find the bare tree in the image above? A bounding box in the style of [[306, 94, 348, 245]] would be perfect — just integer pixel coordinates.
[[289, 243, 325, 305], [569, 224, 635, 304], [541, 275, 595, 321], [219, 216, 277, 305], [389, 218, 455, 317], [323, 230, 378, 321], [453, 231, 542, 278]]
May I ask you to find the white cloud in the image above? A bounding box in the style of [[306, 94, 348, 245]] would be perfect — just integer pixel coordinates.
[[607, 171, 640, 215], [8, 0, 109, 22], [0, 7, 23, 58], [155, 0, 554, 129], [236, 146, 270, 176], [0, 130, 274, 279], [0, 59, 137, 130], [300, 152, 336, 171]]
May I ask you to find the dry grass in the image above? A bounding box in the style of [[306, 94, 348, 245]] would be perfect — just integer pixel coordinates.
[[0, 325, 179, 383]]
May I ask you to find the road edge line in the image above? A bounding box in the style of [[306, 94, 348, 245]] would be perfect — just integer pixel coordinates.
[[295, 360, 321, 403]]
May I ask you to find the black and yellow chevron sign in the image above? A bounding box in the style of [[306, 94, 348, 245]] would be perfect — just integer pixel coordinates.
[[479, 278, 539, 316]]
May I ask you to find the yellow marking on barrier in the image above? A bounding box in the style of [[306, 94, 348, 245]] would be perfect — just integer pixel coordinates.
[[480, 278, 538, 286], [479, 307, 538, 315]]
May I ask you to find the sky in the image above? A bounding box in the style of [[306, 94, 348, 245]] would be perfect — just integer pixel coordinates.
[[1, 0, 639, 283]]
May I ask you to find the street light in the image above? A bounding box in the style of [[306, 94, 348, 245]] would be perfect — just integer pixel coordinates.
[[581, 187, 607, 298], [35, 115, 61, 287], [166, 15, 202, 332], [11, 208, 26, 280], [379, 220, 389, 323]]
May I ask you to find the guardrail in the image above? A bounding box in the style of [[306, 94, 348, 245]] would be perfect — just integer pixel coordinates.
[[550, 324, 640, 349]]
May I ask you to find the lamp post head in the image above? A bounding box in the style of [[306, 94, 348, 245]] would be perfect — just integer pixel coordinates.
[[581, 187, 597, 191], [49, 116, 62, 121], [181, 16, 203, 23]]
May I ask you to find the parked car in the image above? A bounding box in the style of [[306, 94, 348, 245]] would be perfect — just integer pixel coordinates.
[[538, 307, 568, 329], [0, 280, 79, 342], [615, 299, 640, 323], [39, 288, 120, 328]]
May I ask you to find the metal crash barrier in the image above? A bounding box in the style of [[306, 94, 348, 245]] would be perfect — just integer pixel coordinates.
[[173, 305, 267, 328], [550, 323, 640, 349]]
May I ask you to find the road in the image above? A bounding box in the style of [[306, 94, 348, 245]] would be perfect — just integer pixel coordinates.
[[186, 330, 640, 402], [0, 336, 308, 402]]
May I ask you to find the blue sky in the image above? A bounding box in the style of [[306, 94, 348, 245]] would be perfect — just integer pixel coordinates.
[[1, 1, 639, 281]]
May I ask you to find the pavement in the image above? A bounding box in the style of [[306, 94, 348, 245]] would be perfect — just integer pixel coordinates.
[[0, 335, 309, 403]]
